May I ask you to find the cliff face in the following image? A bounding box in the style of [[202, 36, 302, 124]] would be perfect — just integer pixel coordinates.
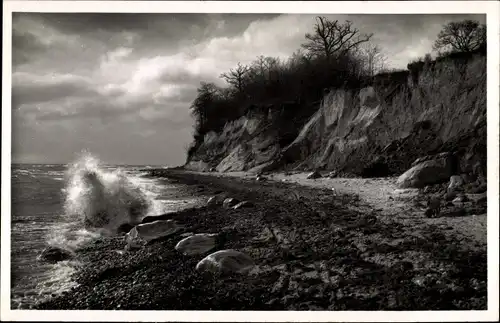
[[184, 107, 282, 173], [186, 54, 486, 177]]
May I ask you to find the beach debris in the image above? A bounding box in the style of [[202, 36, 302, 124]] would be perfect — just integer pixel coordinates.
[[175, 233, 217, 256], [223, 197, 239, 208], [233, 201, 253, 209], [195, 249, 256, 274], [125, 220, 180, 248], [307, 171, 322, 179], [38, 246, 74, 263]]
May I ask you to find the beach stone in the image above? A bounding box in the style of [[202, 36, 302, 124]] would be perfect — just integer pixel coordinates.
[[327, 170, 338, 178], [222, 198, 239, 208], [397, 154, 455, 188], [307, 171, 322, 179], [256, 175, 267, 182], [207, 196, 221, 206], [175, 233, 217, 256], [452, 195, 467, 205], [195, 249, 256, 274], [39, 246, 74, 263], [125, 220, 180, 247], [233, 201, 253, 209]]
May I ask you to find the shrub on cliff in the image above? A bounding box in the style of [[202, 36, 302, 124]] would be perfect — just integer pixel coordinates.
[[187, 17, 382, 162]]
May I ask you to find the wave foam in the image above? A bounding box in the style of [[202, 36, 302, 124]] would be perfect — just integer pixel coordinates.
[[63, 153, 153, 234]]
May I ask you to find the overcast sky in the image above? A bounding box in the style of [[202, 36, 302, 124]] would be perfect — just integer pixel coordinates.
[[11, 13, 485, 166]]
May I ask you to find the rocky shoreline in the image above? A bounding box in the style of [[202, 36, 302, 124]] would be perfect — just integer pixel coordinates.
[[36, 169, 487, 310]]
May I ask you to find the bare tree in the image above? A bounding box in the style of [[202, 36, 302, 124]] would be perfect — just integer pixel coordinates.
[[301, 17, 373, 61], [251, 55, 268, 81], [433, 20, 486, 53], [220, 62, 250, 93], [360, 43, 388, 77]]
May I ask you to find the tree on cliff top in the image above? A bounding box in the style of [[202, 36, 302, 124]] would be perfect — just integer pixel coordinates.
[[220, 62, 251, 93], [433, 20, 486, 53], [301, 17, 373, 60]]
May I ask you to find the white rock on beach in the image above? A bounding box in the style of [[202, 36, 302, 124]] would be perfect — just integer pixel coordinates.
[[195, 249, 256, 274], [125, 220, 180, 248], [233, 201, 253, 209], [207, 196, 220, 206], [175, 233, 217, 255], [307, 171, 322, 179]]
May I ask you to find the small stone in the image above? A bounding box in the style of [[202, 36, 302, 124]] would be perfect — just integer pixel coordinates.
[[223, 198, 239, 208], [233, 201, 253, 209], [328, 170, 338, 178], [452, 195, 467, 205], [207, 196, 220, 206], [307, 171, 322, 179]]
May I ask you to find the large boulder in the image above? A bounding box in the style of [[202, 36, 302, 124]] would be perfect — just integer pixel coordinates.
[[175, 233, 217, 256], [397, 153, 456, 189], [195, 249, 256, 274], [125, 220, 181, 248], [39, 246, 74, 263]]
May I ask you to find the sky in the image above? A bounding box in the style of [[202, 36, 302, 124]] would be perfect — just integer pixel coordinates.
[[11, 13, 486, 166]]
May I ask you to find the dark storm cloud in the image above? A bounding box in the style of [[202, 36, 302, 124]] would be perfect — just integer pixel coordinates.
[[12, 29, 48, 66], [12, 73, 98, 108]]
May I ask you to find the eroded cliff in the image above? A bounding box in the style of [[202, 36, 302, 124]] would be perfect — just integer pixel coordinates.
[[185, 53, 486, 178]]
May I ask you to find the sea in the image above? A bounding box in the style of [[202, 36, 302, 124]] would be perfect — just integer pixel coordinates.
[[10, 154, 199, 309]]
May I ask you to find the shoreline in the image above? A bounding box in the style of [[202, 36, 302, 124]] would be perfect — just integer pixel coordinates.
[[35, 169, 487, 310]]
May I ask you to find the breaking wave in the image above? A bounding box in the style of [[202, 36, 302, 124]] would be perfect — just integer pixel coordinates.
[[63, 153, 153, 234]]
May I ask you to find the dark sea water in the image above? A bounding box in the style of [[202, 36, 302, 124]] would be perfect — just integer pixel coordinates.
[[10, 158, 198, 309]]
